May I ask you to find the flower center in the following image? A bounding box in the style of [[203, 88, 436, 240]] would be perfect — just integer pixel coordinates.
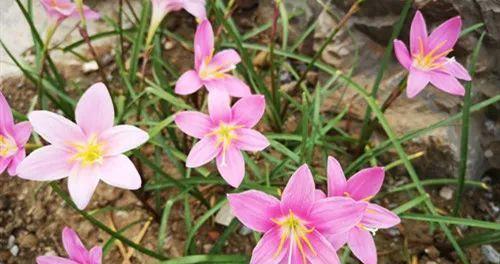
[[70, 135, 105, 166], [207, 123, 241, 166], [413, 38, 453, 71], [198, 57, 233, 80], [272, 210, 316, 262], [0, 135, 18, 158]]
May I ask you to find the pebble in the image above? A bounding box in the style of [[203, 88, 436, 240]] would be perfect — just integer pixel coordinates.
[[439, 187, 454, 200], [239, 226, 252, 236], [6, 236, 15, 249], [425, 245, 440, 258], [482, 245, 500, 263], [214, 203, 234, 227], [82, 61, 99, 73], [9, 245, 18, 257], [18, 233, 38, 248]]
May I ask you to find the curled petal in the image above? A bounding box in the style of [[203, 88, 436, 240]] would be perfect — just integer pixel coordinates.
[[76, 83, 114, 135], [228, 190, 281, 232], [216, 145, 245, 187], [231, 95, 266, 128], [281, 164, 315, 218], [186, 136, 220, 168], [175, 111, 212, 139], [346, 167, 385, 201], [429, 71, 465, 96], [175, 70, 203, 95]]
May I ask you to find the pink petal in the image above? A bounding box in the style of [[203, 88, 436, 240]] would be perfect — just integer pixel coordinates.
[[6, 149, 25, 176], [406, 68, 430, 98], [67, 165, 100, 210], [227, 190, 281, 232], [98, 155, 141, 190], [0, 157, 12, 175], [13, 121, 32, 145], [82, 6, 101, 21], [428, 16, 462, 55], [410, 11, 428, 54], [231, 95, 266, 128], [234, 128, 269, 152], [182, 0, 207, 19], [76, 83, 114, 135], [36, 256, 78, 264], [194, 20, 214, 70], [88, 246, 102, 264], [327, 156, 347, 197], [216, 145, 245, 187], [17, 146, 72, 181], [99, 125, 149, 156], [28, 111, 85, 146], [62, 227, 88, 263], [306, 230, 341, 264], [284, 244, 305, 264], [393, 40, 412, 70], [281, 164, 315, 218], [429, 71, 465, 96], [175, 70, 203, 95], [205, 76, 252, 98], [207, 89, 232, 124], [250, 227, 287, 264], [315, 189, 326, 201], [361, 203, 400, 229], [310, 197, 366, 235], [326, 232, 348, 250], [210, 49, 241, 71], [346, 167, 384, 201], [0, 91, 14, 135], [185, 136, 220, 167], [444, 58, 471, 81], [174, 111, 212, 139], [348, 228, 377, 264]]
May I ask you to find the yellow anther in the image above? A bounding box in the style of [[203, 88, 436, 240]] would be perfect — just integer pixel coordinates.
[[0, 135, 18, 158], [272, 210, 316, 261], [70, 135, 105, 166]]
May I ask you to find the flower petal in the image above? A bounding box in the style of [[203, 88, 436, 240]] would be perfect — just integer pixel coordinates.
[[209, 76, 252, 98], [62, 227, 88, 263], [428, 16, 461, 55], [183, 0, 207, 19], [17, 146, 72, 181], [194, 19, 214, 70], [13, 121, 32, 145], [444, 58, 471, 81], [0, 91, 14, 135], [67, 165, 100, 210], [326, 232, 348, 250], [250, 227, 287, 264], [216, 145, 245, 187], [228, 190, 281, 232], [175, 111, 212, 139], [410, 10, 428, 54], [99, 125, 149, 156], [315, 189, 326, 201], [348, 228, 377, 264], [393, 40, 412, 70], [429, 71, 465, 96], [0, 157, 12, 175], [406, 68, 430, 98], [306, 230, 341, 264], [327, 156, 347, 197], [310, 197, 366, 235], [98, 155, 141, 190], [231, 95, 265, 128], [36, 256, 78, 264], [185, 136, 220, 167], [175, 70, 203, 95], [28, 111, 85, 146], [210, 49, 241, 71], [234, 128, 269, 152], [76, 83, 114, 135], [361, 203, 400, 229], [6, 149, 25, 176], [88, 246, 102, 264], [281, 164, 315, 218], [346, 167, 385, 201], [82, 6, 101, 21], [207, 89, 232, 124]]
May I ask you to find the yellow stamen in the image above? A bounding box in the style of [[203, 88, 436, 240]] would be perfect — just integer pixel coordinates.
[[206, 123, 242, 166], [70, 135, 105, 166], [414, 38, 453, 71], [272, 210, 316, 261], [0, 135, 18, 158], [198, 55, 234, 80]]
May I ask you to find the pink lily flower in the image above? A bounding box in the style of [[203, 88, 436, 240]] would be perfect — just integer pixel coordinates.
[[228, 164, 368, 264], [394, 11, 471, 98], [317, 156, 400, 264], [36, 227, 102, 264], [17, 83, 149, 210], [0, 92, 32, 176], [40, 0, 100, 23], [175, 90, 268, 187], [174, 20, 251, 97]]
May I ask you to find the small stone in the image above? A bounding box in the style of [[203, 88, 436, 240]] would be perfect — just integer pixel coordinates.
[[18, 233, 38, 248], [387, 228, 400, 237], [482, 245, 500, 263], [439, 187, 454, 200], [239, 226, 252, 236], [6, 236, 15, 249], [164, 40, 174, 50], [82, 61, 99, 73], [214, 203, 234, 226], [425, 245, 440, 258], [202, 244, 213, 253], [9, 245, 18, 257]]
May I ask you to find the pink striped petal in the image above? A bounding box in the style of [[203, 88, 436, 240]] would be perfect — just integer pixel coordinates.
[[361, 203, 400, 229], [231, 95, 265, 128], [406, 68, 430, 98], [216, 145, 245, 187], [17, 146, 72, 181], [0, 91, 14, 135], [67, 165, 100, 209], [250, 227, 287, 264], [429, 71, 465, 96], [194, 20, 214, 70], [28, 111, 85, 146], [36, 256, 78, 264], [185, 136, 220, 167], [310, 197, 366, 235], [327, 156, 347, 197], [393, 40, 412, 70], [281, 164, 315, 218], [76, 83, 114, 135], [175, 70, 203, 95], [306, 230, 341, 264], [234, 128, 269, 152], [348, 228, 377, 264], [428, 16, 461, 55], [326, 232, 348, 250], [444, 58, 471, 81], [13, 121, 32, 145], [99, 125, 149, 156], [98, 155, 141, 190], [228, 190, 281, 232], [207, 89, 232, 124], [175, 111, 212, 139], [88, 246, 102, 264], [6, 149, 25, 176], [210, 49, 241, 71], [205, 76, 251, 98], [62, 227, 88, 263], [346, 167, 384, 201], [284, 244, 305, 264], [410, 11, 428, 54]]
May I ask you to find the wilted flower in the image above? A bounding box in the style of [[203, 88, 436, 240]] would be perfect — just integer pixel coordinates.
[[175, 20, 251, 97], [36, 227, 102, 264], [320, 156, 400, 264], [40, 0, 100, 24], [17, 83, 149, 209], [0, 92, 32, 176], [175, 90, 268, 187], [394, 11, 470, 98], [228, 164, 367, 264]]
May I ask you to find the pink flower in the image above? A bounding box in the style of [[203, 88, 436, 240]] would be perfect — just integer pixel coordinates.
[[174, 20, 251, 97], [318, 156, 400, 264], [228, 164, 367, 264], [40, 0, 100, 23], [175, 90, 268, 187], [36, 227, 102, 264], [0, 92, 32, 176], [17, 83, 149, 209], [394, 11, 471, 98]]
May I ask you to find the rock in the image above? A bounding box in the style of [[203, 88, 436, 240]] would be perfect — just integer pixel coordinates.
[[214, 203, 234, 227], [482, 245, 500, 264], [6, 236, 14, 249], [17, 233, 38, 248], [8, 245, 18, 257], [82, 61, 99, 73], [239, 226, 252, 236], [425, 246, 441, 259], [439, 187, 454, 200]]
